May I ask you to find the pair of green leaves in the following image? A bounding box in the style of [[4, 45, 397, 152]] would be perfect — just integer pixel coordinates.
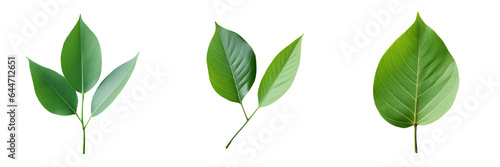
[[28, 16, 138, 154], [207, 22, 302, 148], [373, 13, 459, 153], [208, 22, 302, 108]]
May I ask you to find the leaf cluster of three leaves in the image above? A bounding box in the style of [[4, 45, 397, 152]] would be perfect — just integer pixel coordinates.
[[207, 23, 302, 108], [29, 16, 138, 117]]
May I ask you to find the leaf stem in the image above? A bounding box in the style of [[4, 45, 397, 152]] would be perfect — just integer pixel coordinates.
[[81, 93, 84, 122], [74, 111, 82, 122], [84, 114, 93, 128], [226, 107, 260, 149], [83, 126, 86, 154], [414, 124, 418, 153], [239, 103, 249, 120], [81, 92, 86, 154]]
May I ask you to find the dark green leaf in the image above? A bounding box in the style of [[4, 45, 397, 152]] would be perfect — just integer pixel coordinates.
[[61, 15, 102, 93], [207, 23, 257, 104], [28, 58, 78, 116], [91, 54, 139, 117]]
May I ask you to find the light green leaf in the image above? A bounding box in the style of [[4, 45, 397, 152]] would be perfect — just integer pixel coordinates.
[[28, 58, 78, 116], [373, 13, 459, 153], [61, 15, 102, 93], [258, 35, 302, 107], [207, 22, 257, 103], [91, 54, 139, 117]]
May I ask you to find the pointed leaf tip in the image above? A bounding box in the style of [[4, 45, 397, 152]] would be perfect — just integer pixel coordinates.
[[415, 12, 423, 22], [215, 22, 221, 29], [294, 34, 304, 42]]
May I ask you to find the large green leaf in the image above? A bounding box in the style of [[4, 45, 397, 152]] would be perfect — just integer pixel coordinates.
[[28, 58, 78, 116], [207, 22, 257, 103], [373, 13, 459, 152], [91, 54, 139, 117], [257, 35, 302, 107], [61, 15, 102, 93]]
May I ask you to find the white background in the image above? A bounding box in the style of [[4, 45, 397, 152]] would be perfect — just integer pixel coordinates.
[[1, 0, 500, 166]]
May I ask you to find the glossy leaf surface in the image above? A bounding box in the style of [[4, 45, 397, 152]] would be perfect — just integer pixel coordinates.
[[207, 23, 257, 103]]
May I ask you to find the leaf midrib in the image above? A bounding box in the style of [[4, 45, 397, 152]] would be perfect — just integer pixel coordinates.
[[414, 22, 421, 126], [35, 66, 77, 114], [218, 30, 244, 104], [80, 20, 85, 92], [259, 42, 298, 107], [91, 58, 136, 115]]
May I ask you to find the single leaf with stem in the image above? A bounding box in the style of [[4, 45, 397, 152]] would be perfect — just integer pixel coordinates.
[[373, 13, 459, 153], [207, 22, 257, 120], [225, 35, 303, 149]]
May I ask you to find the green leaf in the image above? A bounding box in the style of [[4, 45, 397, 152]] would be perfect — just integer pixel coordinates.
[[207, 22, 257, 103], [91, 54, 139, 117], [257, 35, 302, 107], [28, 58, 78, 116], [373, 13, 459, 152], [61, 15, 102, 93]]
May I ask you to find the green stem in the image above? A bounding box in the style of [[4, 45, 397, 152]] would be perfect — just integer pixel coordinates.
[[84, 115, 92, 128], [239, 103, 249, 120], [81, 93, 86, 154], [83, 127, 86, 154], [226, 107, 259, 149], [414, 124, 418, 153], [74, 111, 82, 122], [81, 93, 84, 124]]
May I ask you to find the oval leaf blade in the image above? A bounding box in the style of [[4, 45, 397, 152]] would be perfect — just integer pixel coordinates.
[[91, 54, 139, 117], [373, 13, 459, 128], [207, 22, 257, 103], [258, 35, 302, 107], [28, 58, 78, 116], [61, 15, 102, 93]]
